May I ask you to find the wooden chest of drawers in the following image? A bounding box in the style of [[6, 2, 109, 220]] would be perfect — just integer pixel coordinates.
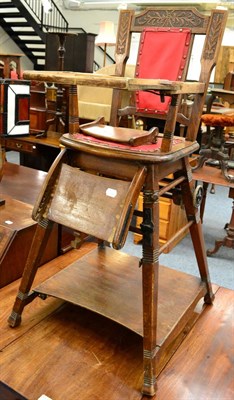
[[3, 138, 36, 153], [0, 196, 58, 288]]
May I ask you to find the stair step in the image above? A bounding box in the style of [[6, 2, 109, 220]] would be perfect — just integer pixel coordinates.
[[6, 21, 30, 27], [26, 43, 46, 48], [17, 32, 40, 37], [0, 3, 17, 8], [0, 8, 19, 14], [24, 40, 45, 44], [3, 17, 27, 22], [0, 0, 68, 71], [0, 12, 22, 17], [34, 55, 46, 59], [31, 51, 46, 56]]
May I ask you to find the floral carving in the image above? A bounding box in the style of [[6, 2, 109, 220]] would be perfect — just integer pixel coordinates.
[[204, 13, 224, 60], [116, 12, 131, 55], [135, 10, 206, 28]]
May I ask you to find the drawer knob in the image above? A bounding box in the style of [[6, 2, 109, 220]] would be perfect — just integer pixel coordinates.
[[16, 143, 22, 149]]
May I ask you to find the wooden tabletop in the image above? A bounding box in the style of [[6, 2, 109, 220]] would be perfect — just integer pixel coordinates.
[[0, 162, 47, 205], [193, 165, 234, 188], [0, 132, 61, 149], [210, 88, 234, 106]]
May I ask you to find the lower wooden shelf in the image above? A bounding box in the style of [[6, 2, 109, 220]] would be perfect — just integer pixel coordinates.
[[34, 246, 209, 375]]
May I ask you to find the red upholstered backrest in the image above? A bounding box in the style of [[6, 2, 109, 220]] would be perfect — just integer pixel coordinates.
[[135, 28, 191, 115]]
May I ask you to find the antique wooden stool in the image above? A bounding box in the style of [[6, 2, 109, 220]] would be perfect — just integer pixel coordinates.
[[194, 114, 234, 183]]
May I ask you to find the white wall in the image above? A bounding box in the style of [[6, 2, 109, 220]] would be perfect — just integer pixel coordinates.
[[1, 3, 233, 77], [61, 8, 120, 67], [0, 27, 33, 72]]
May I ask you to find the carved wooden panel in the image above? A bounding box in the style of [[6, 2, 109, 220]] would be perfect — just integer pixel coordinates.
[[133, 8, 208, 31]]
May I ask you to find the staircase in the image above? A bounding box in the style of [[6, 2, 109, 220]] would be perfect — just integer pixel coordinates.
[[0, 0, 68, 70]]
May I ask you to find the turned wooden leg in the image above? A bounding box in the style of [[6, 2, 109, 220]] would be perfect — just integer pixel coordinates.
[[8, 219, 54, 327], [181, 158, 214, 304], [189, 220, 215, 304], [141, 180, 159, 396]]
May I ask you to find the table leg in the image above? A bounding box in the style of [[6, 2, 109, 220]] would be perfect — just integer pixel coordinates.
[[8, 219, 54, 327], [141, 173, 159, 396], [181, 158, 214, 304]]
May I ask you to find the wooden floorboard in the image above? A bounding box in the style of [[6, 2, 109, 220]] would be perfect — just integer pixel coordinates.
[[0, 243, 96, 349], [156, 286, 234, 400], [0, 250, 233, 400]]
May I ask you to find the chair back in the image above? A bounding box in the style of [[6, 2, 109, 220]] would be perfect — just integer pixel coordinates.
[[135, 27, 191, 115], [110, 7, 228, 143]]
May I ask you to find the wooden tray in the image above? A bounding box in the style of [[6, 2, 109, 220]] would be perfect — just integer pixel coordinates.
[[80, 118, 158, 146]]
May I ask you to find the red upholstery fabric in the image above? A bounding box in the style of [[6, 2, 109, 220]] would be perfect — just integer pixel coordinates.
[[135, 28, 191, 114], [201, 114, 234, 127], [72, 133, 183, 152]]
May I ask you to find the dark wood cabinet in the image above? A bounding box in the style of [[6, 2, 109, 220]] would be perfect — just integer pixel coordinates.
[[29, 82, 47, 135], [30, 32, 95, 137], [45, 32, 96, 73]]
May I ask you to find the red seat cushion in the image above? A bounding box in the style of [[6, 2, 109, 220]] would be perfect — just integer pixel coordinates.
[[135, 28, 191, 115]]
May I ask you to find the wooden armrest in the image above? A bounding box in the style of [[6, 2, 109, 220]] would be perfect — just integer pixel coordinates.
[[128, 79, 205, 94], [23, 70, 129, 89], [118, 106, 137, 117], [23, 71, 205, 95]]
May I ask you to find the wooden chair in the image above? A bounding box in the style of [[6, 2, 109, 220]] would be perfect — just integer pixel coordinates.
[[8, 7, 228, 397], [108, 8, 217, 134]]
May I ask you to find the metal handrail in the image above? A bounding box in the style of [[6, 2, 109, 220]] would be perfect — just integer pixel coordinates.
[[18, 0, 69, 32]]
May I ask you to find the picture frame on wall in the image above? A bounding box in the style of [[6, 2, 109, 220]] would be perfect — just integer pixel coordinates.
[[0, 79, 30, 136]]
